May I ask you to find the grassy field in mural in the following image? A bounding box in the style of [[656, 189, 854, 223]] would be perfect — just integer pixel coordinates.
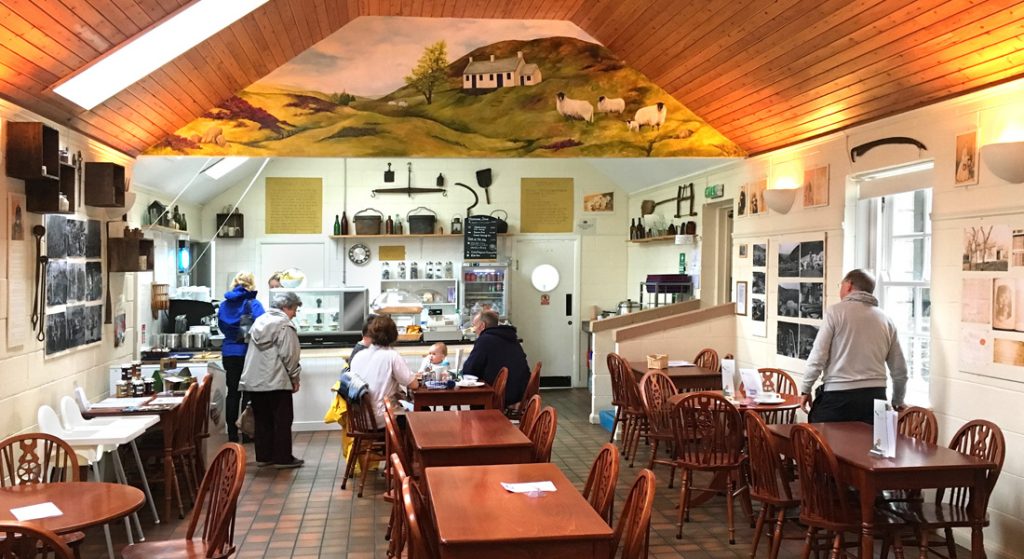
[[146, 37, 743, 158]]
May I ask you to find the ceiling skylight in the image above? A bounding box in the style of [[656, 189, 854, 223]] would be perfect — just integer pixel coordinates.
[[53, 0, 269, 110], [204, 157, 247, 180]]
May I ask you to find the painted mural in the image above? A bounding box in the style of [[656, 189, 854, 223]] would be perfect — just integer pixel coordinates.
[[145, 17, 743, 158]]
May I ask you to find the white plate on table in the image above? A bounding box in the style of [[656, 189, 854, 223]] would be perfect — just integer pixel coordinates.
[[456, 380, 484, 388], [754, 395, 786, 405]]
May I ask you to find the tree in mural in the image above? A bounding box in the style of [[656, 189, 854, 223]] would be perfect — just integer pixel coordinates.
[[405, 40, 449, 105]]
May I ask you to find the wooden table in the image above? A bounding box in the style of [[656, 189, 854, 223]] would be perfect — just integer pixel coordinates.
[[410, 384, 495, 411], [425, 463, 613, 558], [668, 392, 802, 412], [630, 362, 720, 391], [83, 395, 182, 521], [0, 482, 144, 534], [769, 422, 995, 559], [405, 410, 532, 475]]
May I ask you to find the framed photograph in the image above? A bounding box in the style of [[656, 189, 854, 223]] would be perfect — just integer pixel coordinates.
[[749, 178, 767, 216], [778, 282, 800, 317], [737, 184, 748, 217], [799, 240, 825, 278], [777, 321, 799, 358], [954, 130, 979, 187], [963, 225, 1010, 271], [800, 282, 824, 319], [802, 165, 829, 208], [798, 324, 820, 360], [778, 242, 800, 277], [735, 281, 748, 315], [751, 297, 766, 322], [582, 192, 614, 212], [738, 244, 748, 258], [752, 271, 766, 294], [752, 243, 767, 267]]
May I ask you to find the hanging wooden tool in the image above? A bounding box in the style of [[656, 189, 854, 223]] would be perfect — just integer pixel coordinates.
[[640, 183, 697, 218], [372, 162, 448, 197]]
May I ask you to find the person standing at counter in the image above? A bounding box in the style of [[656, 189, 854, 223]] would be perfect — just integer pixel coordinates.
[[462, 310, 529, 408], [268, 272, 282, 289], [349, 315, 420, 426], [218, 271, 265, 443], [241, 291, 304, 469]]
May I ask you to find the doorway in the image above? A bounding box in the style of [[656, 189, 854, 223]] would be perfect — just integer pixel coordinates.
[[700, 199, 735, 305], [509, 236, 580, 388]]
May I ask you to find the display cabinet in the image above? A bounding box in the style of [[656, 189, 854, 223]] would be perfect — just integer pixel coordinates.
[[6, 121, 60, 180], [269, 287, 368, 347], [84, 162, 126, 208], [460, 261, 509, 318]]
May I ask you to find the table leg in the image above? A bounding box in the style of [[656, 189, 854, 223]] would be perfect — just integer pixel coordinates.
[[112, 448, 144, 541], [130, 440, 160, 524], [163, 412, 175, 521], [859, 476, 876, 559], [970, 470, 987, 559], [91, 463, 116, 559]]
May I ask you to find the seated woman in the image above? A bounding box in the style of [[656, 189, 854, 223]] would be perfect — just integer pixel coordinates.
[[349, 315, 420, 426]]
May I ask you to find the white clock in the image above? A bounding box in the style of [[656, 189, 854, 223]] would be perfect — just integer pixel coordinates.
[[530, 264, 560, 292], [348, 243, 371, 265]]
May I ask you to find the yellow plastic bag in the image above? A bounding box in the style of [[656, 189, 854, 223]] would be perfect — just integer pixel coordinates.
[[326, 382, 356, 468]]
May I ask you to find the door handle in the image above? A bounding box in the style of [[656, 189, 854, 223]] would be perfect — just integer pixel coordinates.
[[565, 293, 572, 316]]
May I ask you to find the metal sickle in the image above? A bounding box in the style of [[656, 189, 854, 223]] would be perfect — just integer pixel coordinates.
[[454, 182, 479, 216]]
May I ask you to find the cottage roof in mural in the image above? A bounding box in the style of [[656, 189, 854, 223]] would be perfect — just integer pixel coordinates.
[[143, 17, 743, 159]]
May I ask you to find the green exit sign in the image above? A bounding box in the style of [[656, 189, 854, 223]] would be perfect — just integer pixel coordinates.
[[704, 184, 724, 199]]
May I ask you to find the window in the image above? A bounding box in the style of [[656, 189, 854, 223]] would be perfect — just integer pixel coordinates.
[[527, 76, 532, 81], [490, 74, 494, 80], [465, 75, 470, 81], [507, 73, 511, 79], [859, 188, 932, 405]]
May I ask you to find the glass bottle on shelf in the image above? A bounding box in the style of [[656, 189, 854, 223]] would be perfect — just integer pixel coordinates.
[[410, 261, 419, 279], [340, 211, 349, 235], [630, 218, 637, 240], [444, 261, 453, 279], [333, 215, 341, 235], [385, 215, 394, 234], [398, 262, 407, 279], [394, 214, 403, 235]]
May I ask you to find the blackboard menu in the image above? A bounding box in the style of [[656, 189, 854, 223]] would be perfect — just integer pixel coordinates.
[[464, 215, 498, 260]]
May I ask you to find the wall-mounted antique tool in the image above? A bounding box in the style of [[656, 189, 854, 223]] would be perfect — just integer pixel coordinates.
[[640, 183, 697, 217], [454, 182, 480, 216], [849, 137, 927, 162], [476, 168, 493, 204], [372, 162, 447, 198]]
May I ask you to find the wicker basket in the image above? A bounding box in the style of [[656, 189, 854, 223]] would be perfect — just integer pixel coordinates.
[[646, 354, 668, 369]]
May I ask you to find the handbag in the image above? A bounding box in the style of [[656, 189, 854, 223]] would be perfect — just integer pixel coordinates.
[[236, 402, 256, 438], [236, 299, 253, 343]]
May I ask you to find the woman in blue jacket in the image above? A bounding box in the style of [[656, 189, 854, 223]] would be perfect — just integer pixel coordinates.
[[218, 271, 266, 442]]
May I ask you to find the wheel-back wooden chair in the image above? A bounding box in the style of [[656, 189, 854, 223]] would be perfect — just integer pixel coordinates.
[[386, 453, 409, 559], [0, 521, 74, 559], [754, 368, 799, 424], [121, 442, 246, 559], [518, 394, 542, 435], [491, 367, 509, 410], [341, 392, 386, 498], [507, 362, 541, 419], [528, 406, 557, 463], [744, 411, 800, 559], [610, 469, 655, 559], [692, 348, 720, 373], [607, 353, 647, 463], [638, 370, 679, 482], [169, 383, 200, 515], [897, 406, 938, 444], [582, 443, 619, 524], [192, 375, 214, 480], [401, 477, 440, 559]]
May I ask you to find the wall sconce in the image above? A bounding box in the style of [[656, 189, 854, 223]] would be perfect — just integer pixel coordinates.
[[981, 141, 1024, 183], [764, 188, 798, 214]]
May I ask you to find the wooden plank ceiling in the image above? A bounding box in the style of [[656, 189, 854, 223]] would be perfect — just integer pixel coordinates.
[[2, 0, 1023, 157]]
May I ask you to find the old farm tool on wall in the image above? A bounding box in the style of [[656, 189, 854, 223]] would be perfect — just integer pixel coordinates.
[[454, 182, 480, 216], [641, 183, 697, 217], [31, 225, 47, 341], [476, 168, 493, 204], [849, 137, 927, 162], [372, 162, 447, 198]]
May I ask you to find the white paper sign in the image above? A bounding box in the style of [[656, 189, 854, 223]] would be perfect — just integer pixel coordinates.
[[870, 399, 898, 458], [739, 368, 762, 400], [10, 502, 63, 521], [501, 481, 557, 493], [720, 359, 736, 397], [668, 360, 694, 367]]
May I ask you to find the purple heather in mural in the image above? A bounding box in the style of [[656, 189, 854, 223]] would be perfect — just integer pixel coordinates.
[[145, 17, 742, 158]]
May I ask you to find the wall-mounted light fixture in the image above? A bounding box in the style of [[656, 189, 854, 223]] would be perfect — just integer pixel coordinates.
[[981, 141, 1024, 183], [764, 188, 798, 214]]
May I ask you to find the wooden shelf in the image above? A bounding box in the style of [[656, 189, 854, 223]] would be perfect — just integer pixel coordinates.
[[84, 162, 126, 208], [146, 224, 189, 236], [628, 234, 697, 244], [6, 122, 60, 180], [216, 212, 244, 238], [330, 233, 510, 240], [26, 163, 75, 214], [108, 236, 155, 272]]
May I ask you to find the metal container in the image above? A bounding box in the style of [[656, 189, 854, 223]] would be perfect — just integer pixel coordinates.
[[617, 299, 642, 315], [154, 333, 180, 349], [353, 208, 383, 235], [406, 207, 437, 234]]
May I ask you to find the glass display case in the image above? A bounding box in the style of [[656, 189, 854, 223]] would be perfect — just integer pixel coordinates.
[[372, 289, 425, 343], [460, 261, 509, 319], [269, 287, 368, 347]]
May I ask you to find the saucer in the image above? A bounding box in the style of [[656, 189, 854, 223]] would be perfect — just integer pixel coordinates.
[[456, 380, 484, 388], [755, 396, 785, 405]]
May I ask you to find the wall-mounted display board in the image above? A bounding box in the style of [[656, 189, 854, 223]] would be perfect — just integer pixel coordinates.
[[44, 214, 104, 356], [772, 234, 826, 362], [521, 178, 573, 233], [265, 177, 323, 234], [464, 215, 498, 260]]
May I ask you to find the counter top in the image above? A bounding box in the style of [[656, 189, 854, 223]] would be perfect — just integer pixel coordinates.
[[141, 342, 476, 364]]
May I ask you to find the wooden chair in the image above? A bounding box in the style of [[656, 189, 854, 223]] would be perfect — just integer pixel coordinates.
[[754, 368, 799, 424], [670, 392, 752, 543], [791, 425, 906, 559], [744, 411, 800, 559], [692, 348, 720, 373], [638, 370, 678, 482], [121, 442, 246, 559], [192, 375, 214, 481], [606, 353, 648, 463], [888, 420, 1005, 559], [582, 443, 619, 524], [528, 406, 557, 463], [518, 394, 542, 435], [402, 477, 440, 559], [506, 362, 541, 419], [170, 383, 201, 514], [897, 406, 938, 444], [609, 469, 655, 559], [382, 408, 407, 505], [0, 521, 74, 559], [491, 367, 509, 410], [341, 392, 386, 498], [386, 453, 408, 559]]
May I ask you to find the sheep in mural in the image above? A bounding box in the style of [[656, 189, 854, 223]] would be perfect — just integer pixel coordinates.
[[630, 102, 667, 131], [555, 92, 594, 123], [596, 96, 625, 114], [387, 100, 398, 106], [397, 100, 408, 107]]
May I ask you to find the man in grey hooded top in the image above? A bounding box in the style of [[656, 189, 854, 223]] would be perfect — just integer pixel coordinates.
[[240, 291, 304, 468], [800, 269, 908, 423]]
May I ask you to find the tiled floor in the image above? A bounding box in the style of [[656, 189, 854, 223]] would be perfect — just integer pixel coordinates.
[[79, 388, 953, 558]]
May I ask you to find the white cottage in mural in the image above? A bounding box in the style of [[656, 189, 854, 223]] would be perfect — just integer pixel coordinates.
[[462, 51, 542, 89]]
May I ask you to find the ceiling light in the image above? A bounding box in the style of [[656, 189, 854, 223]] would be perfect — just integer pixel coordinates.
[[855, 161, 934, 181], [53, 0, 268, 109], [204, 157, 247, 180]]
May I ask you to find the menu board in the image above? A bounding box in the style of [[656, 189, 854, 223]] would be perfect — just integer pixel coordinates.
[[464, 215, 498, 260]]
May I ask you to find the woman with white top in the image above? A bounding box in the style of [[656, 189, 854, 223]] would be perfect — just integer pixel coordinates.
[[349, 315, 420, 426]]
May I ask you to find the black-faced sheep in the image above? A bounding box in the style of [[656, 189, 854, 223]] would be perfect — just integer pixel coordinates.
[[597, 96, 625, 114], [628, 102, 667, 131], [556, 92, 594, 123]]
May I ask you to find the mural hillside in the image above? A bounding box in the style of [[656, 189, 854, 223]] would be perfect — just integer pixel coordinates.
[[145, 23, 743, 158]]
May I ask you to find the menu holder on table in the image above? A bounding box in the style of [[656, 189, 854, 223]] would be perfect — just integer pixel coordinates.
[[721, 359, 736, 398], [739, 368, 762, 400], [870, 399, 898, 458]]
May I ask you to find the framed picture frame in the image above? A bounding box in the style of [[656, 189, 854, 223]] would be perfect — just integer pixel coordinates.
[[582, 192, 614, 212], [954, 130, 979, 187], [738, 243, 748, 258], [735, 281, 748, 316], [802, 165, 829, 208]]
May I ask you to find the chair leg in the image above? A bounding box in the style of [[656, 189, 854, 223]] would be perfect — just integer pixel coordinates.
[[801, 527, 817, 559], [769, 507, 786, 559], [918, 529, 928, 559], [610, 407, 622, 445], [676, 469, 690, 539], [944, 528, 957, 559], [341, 436, 360, 489], [751, 504, 768, 558], [893, 532, 905, 559], [647, 438, 659, 470], [357, 445, 376, 498], [726, 475, 736, 544], [830, 532, 842, 559]]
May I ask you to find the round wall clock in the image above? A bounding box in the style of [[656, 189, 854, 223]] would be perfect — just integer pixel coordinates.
[[348, 243, 371, 265]]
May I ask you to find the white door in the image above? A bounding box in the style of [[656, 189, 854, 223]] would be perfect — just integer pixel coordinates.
[[510, 237, 579, 387]]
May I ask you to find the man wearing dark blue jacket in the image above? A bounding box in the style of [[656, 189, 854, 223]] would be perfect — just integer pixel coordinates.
[[461, 310, 529, 408], [217, 272, 266, 442]]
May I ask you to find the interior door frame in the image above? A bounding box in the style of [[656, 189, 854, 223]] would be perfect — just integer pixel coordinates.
[[512, 234, 582, 387]]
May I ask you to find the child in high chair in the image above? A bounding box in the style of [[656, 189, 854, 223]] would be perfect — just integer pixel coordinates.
[[417, 342, 449, 378]]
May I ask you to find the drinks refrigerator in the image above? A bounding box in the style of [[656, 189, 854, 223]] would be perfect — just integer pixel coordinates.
[[460, 261, 509, 319]]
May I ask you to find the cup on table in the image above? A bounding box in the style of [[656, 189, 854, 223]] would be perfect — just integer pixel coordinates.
[[759, 390, 779, 401]]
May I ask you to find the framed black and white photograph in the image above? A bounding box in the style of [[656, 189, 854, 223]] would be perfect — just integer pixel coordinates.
[[963, 225, 1011, 272], [778, 242, 800, 277], [66, 218, 86, 257], [738, 244, 748, 258], [46, 260, 68, 306], [799, 240, 825, 277], [85, 305, 102, 344], [86, 262, 103, 301], [798, 324, 819, 360], [777, 321, 799, 358], [752, 243, 767, 267], [735, 281, 748, 315], [800, 282, 824, 319], [752, 271, 766, 294], [46, 215, 67, 259], [954, 130, 979, 187], [66, 305, 85, 349], [778, 282, 800, 317], [45, 312, 67, 355], [86, 220, 101, 258], [67, 262, 86, 303], [751, 298, 765, 322]]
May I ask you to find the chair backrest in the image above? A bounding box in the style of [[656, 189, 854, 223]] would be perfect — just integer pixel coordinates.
[[383, 408, 408, 473], [582, 443, 619, 523], [402, 477, 440, 559], [670, 393, 743, 467], [59, 396, 90, 430], [529, 406, 557, 463], [36, 405, 70, 439], [939, 419, 1006, 508], [610, 469, 655, 559], [389, 453, 408, 558], [519, 394, 542, 435], [897, 406, 938, 445], [186, 442, 246, 558], [607, 353, 643, 410], [521, 362, 542, 404], [639, 370, 678, 434], [73, 386, 90, 412], [0, 521, 74, 558], [755, 368, 798, 395], [172, 383, 199, 453], [693, 348, 720, 372], [792, 424, 854, 527], [491, 367, 509, 410], [194, 374, 213, 440], [348, 392, 380, 434], [0, 433, 80, 487], [743, 411, 793, 503]]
